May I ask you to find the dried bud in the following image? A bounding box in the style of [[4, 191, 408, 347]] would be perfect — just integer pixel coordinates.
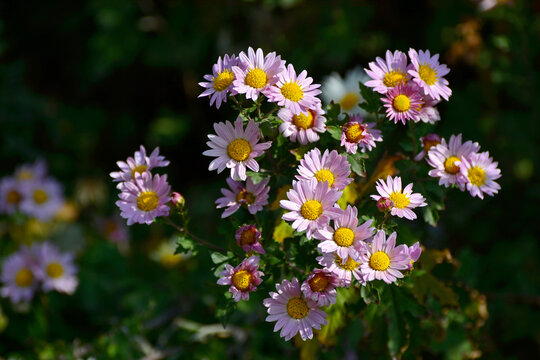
[[170, 192, 185, 208], [376, 197, 393, 212]]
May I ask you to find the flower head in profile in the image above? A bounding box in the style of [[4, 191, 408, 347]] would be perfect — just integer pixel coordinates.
[[405, 242, 422, 270], [365, 50, 411, 94], [340, 115, 383, 154], [1, 247, 38, 303], [414, 133, 442, 161], [278, 103, 327, 145], [116, 172, 171, 225], [0, 177, 23, 214], [321, 67, 369, 117], [417, 93, 441, 124], [317, 252, 364, 287], [301, 269, 340, 307], [203, 117, 272, 181], [459, 151, 501, 199], [280, 179, 342, 239], [296, 148, 352, 191], [110, 145, 169, 183], [14, 160, 47, 184], [408, 48, 452, 101], [266, 64, 321, 115], [232, 47, 285, 101], [382, 83, 423, 124], [371, 176, 427, 220], [217, 255, 264, 302], [263, 278, 327, 341], [20, 178, 64, 221], [235, 225, 265, 254], [215, 177, 270, 218], [359, 230, 410, 284], [198, 54, 239, 108], [32, 242, 78, 294]]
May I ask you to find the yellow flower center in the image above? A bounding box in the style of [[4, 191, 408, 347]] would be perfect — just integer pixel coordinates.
[[344, 123, 365, 143], [213, 69, 235, 92], [137, 191, 159, 211], [393, 94, 411, 112], [335, 255, 360, 271], [232, 270, 252, 291], [423, 139, 441, 152], [17, 170, 34, 181], [33, 189, 48, 204], [292, 111, 314, 130], [309, 272, 329, 292], [369, 251, 390, 271], [314, 169, 335, 187], [239, 227, 257, 246], [281, 82, 304, 102], [131, 164, 148, 179], [340, 92, 359, 111], [383, 70, 407, 87], [227, 139, 252, 162], [15, 268, 33, 287], [388, 191, 410, 209], [244, 68, 267, 89], [161, 253, 181, 267], [333, 227, 355, 247], [300, 200, 323, 220], [468, 166, 486, 186], [286, 297, 309, 319], [46, 262, 64, 279], [444, 156, 461, 174], [236, 189, 255, 204], [419, 64, 437, 85], [7, 190, 21, 204]]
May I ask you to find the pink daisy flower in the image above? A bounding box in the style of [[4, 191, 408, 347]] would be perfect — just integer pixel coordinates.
[[235, 225, 265, 254], [296, 148, 352, 191], [217, 255, 264, 302], [232, 47, 285, 101], [0, 177, 23, 214], [215, 177, 270, 218], [1, 246, 38, 303], [405, 242, 422, 271], [365, 50, 412, 94], [340, 115, 383, 154], [266, 64, 321, 115], [32, 242, 78, 294], [358, 230, 410, 284], [315, 205, 374, 262], [278, 103, 326, 145], [317, 252, 364, 287], [301, 269, 340, 307], [408, 48, 452, 101], [20, 178, 64, 221], [110, 145, 169, 183], [203, 117, 272, 181], [198, 54, 239, 109], [414, 133, 442, 161], [116, 172, 171, 225], [427, 134, 480, 189], [370, 176, 427, 220], [382, 83, 423, 124], [280, 179, 342, 239], [459, 151, 501, 199], [263, 277, 327, 341]]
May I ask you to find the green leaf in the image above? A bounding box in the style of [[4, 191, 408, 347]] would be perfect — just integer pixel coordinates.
[[347, 153, 367, 177], [327, 125, 342, 141], [360, 282, 381, 305], [175, 235, 196, 254], [325, 103, 341, 123], [216, 294, 236, 328], [386, 286, 410, 358], [358, 82, 382, 114], [210, 251, 234, 265], [318, 287, 356, 346]]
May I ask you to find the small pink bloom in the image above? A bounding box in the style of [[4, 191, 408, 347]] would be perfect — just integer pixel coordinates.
[[408, 48, 452, 101], [215, 177, 270, 218], [217, 255, 264, 302], [370, 176, 427, 220], [235, 225, 265, 254], [301, 269, 340, 307], [340, 115, 383, 154], [198, 54, 239, 109], [296, 148, 352, 191]]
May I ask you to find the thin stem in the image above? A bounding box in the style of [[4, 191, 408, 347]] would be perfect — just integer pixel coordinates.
[[410, 121, 417, 157], [256, 97, 262, 120], [377, 212, 390, 229], [261, 104, 279, 121], [164, 217, 227, 254]]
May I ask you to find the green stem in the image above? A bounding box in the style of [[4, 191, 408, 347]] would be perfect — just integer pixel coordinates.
[[164, 217, 227, 254]]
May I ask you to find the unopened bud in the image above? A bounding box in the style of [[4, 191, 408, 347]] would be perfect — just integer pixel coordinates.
[[421, 133, 442, 153], [170, 192, 185, 208], [377, 197, 393, 212]]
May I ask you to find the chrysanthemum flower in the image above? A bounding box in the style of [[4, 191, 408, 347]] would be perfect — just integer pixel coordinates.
[[382, 83, 423, 124], [198, 54, 239, 109], [405, 242, 422, 270], [32, 242, 78, 294], [215, 177, 270, 218], [301, 269, 340, 307], [427, 134, 480, 189], [20, 178, 64, 221], [217, 255, 264, 302], [0, 177, 23, 214], [317, 252, 364, 287], [321, 68, 369, 117], [280, 179, 342, 239], [203, 117, 272, 181], [417, 93, 441, 124], [116, 172, 171, 225], [414, 133, 442, 161], [110, 145, 170, 183], [232, 47, 285, 101], [278, 103, 327, 145], [358, 230, 410, 284], [459, 151, 501, 199], [370, 176, 427, 220], [365, 50, 411, 94], [315, 205, 374, 262], [408, 49, 452, 101], [340, 115, 383, 154], [263, 278, 327, 341], [14, 160, 47, 183], [1, 247, 38, 303], [296, 148, 352, 191], [235, 225, 265, 254], [266, 64, 321, 115]]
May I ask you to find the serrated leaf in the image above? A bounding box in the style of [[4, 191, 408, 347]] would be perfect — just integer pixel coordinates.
[[358, 82, 382, 114], [347, 153, 366, 177], [325, 103, 341, 123], [175, 235, 197, 255], [245, 171, 266, 184], [387, 286, 410, 357], [210, 251, 234, 265], [326, 125, 342, 141]]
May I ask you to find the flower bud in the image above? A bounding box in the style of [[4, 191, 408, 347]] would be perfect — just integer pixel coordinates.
[[421, 133, 441, 153], [376, 197, 393, 212], [170, 192, 185, 208]]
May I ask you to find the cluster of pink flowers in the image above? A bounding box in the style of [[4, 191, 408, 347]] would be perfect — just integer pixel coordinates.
[[1, 242, 78, 304]]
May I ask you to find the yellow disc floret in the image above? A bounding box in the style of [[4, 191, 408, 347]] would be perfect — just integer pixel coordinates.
[[281, 82, 304, 102], [335, 255, 360, 270], [468, 166, 486, 186], [333, 227, 355, 247], [300, 200, 323, 220], [383, 70, 407, 87], [314, 169, 335, 187], [227, 139, 251, 162], [7, 190, 21, 205], [46, 262, 64, 279], [232, 270, 252, 291], [292, 111, 314, 130], [131, 164, 148, 179], [213, 69, 235, 92], [17, 170, 34, 181], [309, 272, 329, 292], [33, 189, 48, 204], [239, 227, 257, 246], [389, 191, 410, 209], [286, 297, 309, 319], [423, 139, 441, 152], [344, 123, 365, 143], [137, 191, 159, 211], [244, 68, 267, 89], [340, 92, 359, 111], [444, 156, 461, 174], [419, 64, 437, 85], [369, 251, 391, 271], [236, 190, 255, 204], [393, 94, 411, 112], [15, 268, 33, 287]]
